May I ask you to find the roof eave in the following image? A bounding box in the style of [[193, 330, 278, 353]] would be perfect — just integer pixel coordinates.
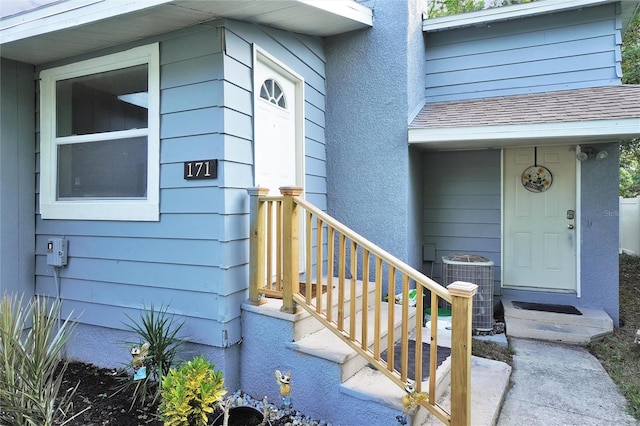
[[0, 0, 373, 65], [408, 118, 640, 150]]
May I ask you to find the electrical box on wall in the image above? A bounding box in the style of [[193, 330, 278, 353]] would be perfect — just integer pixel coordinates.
[[47, 238, 68, 267]]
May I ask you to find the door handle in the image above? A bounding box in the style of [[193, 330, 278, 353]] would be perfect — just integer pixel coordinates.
[[568, 224, 574, 230]]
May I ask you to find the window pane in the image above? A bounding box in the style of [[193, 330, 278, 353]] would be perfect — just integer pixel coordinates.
[[56, 64, 148, 137], [57, 137, 147, 199], [259, 78, 287, 109]]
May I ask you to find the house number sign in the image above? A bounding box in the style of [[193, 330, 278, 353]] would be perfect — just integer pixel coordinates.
[[184, 159, 217, 180]]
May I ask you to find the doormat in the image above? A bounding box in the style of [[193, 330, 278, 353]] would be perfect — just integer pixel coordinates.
[[379, 341, 451, 381], [512, 301, 582, 315]]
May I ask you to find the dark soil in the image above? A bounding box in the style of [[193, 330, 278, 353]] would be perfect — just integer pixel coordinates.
[[57, 364, 313, 425], [58, 363, 162, 426]]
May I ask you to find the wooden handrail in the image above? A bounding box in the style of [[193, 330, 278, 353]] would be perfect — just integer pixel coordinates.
[[247, 187, 476, 425], [294, 198, 452, 303]]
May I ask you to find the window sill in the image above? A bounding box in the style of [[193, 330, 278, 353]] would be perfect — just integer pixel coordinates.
[[40, 200, 159, 221]]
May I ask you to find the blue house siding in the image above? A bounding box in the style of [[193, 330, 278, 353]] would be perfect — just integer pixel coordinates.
[[31, 18, 329, 378], [421, 150, 502, 293], [0, 58, 35, 297], [219, 19, 330, 278], [425, 3, 622, 102], [222, 19, 329, 207], [35, 25, 236, 351]]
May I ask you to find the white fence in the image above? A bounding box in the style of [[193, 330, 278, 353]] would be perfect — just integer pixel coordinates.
[[620, 196, 640, 256]]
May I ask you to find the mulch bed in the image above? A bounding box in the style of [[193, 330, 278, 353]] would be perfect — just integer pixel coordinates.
[[58, 362, 161, 426], [57, 363, 323, 425]]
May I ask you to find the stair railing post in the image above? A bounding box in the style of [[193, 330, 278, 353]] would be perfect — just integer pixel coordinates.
[[280, 186, 303, 314], [247, 187, 270, 305], [447, 281, 478, 426]]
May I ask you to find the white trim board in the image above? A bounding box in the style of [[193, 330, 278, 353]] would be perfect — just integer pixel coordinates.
[[423, 0, 633, 32], [1, 0, 373, 44], [39, 43, 160, 221], [409, 118, 640, 150]]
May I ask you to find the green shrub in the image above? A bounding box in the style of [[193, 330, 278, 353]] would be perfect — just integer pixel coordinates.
[[115, 303, 184, 410], [0, 295, 83, 426], [160, 355, 226, 426]]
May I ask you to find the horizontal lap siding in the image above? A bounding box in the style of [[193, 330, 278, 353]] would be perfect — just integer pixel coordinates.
[[35, 26, 238, 347], [35, 21, 328, 348], [223, 20, 327, 207], [422, 150, 502, 293], [425, 3, 620, 102], [221, 20, 328, 275], [0, 59, 35, 296]]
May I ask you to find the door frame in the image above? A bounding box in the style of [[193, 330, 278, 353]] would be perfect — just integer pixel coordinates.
[[500, 145, 582, 296], [252, 44, 305, 192], [252, 44, 306, 275]]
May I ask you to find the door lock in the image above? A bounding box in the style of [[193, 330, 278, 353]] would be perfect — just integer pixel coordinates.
[[566, 210, 575, 220]]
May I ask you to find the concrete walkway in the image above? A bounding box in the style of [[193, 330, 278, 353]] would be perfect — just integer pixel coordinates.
[[497, 338, 637, 425]]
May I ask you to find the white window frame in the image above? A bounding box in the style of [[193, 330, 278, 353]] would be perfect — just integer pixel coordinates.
[[39, 43, 160, 221]]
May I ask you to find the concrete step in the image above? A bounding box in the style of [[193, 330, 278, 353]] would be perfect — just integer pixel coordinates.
[[414, 356, 512, 426], [288, 301, 416, 381], [502, 298, 613, 344], [293, 278, 377, 341], [241, 284, 435, 425], [340, 344, 452, 413], [289, 301, 458, 420]]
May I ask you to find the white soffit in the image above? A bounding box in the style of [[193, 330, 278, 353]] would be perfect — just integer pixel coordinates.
[[0, 0, 372, 65], [423, 0, 635, 32], [408, 119, 640, 150]]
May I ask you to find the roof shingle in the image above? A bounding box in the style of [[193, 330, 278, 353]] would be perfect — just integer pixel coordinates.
[[410, 85, 640, 129]]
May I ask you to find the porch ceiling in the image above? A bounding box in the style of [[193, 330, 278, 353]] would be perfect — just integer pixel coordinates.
[[0, 0, 372, 65], [408, 85, 640, 150]]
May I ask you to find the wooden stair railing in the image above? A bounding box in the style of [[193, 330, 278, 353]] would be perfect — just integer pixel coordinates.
[[248, 187, 476, 426]]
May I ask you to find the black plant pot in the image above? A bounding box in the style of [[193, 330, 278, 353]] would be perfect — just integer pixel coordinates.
[[212, 406, 272, 426]]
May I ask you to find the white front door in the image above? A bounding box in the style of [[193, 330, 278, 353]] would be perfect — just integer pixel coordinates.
[[503, 146, 577, 291], [253, 51, 302, 194], [253, 48, 305, 275]]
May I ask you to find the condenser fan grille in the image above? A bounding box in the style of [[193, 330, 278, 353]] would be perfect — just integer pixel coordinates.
[[441, 254, 494, 332]]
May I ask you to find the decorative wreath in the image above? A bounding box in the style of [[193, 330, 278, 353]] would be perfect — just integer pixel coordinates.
[[521, 165, 553, 193]]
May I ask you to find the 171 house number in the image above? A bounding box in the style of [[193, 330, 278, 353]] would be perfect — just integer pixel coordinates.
[[184, 159, 217, 180]]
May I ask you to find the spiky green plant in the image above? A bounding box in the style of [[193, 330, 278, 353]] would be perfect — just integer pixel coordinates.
[[114, 303, 184, 410], [160, 355, 226, 426], [0, 294, 83, 426]]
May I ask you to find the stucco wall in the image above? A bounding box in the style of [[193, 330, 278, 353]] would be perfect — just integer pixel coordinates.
[[0, 58, 35, 298], [326, 0, 426, 293], [580, 143, 620, 325]]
